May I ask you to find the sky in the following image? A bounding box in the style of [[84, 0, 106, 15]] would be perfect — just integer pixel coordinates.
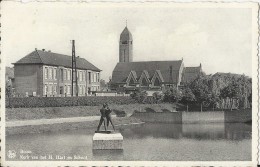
[[2, 2, 253, 81]]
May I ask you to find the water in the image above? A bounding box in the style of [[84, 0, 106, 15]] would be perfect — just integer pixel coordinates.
[[6, 123, 251, 161]]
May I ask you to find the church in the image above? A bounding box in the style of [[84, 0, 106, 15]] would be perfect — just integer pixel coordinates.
[[111, 26, 203, 93]]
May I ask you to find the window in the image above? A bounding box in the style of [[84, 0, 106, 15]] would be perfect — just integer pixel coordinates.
[[67, 70, 70, 81], [45, 67, 48, 79], [60, 69, 63, 81], [82, 71, 85, 81], [94, 73, 96, 82], [129, 78, 135, 86], [97, 73, 100, 82], [154, 77, 160, 86], [92, 73, 94, 82], [49, 85, 53, 95], [53, 84, 57, 94], [79, 71, 82, 81], [141, 78, 148, 86], [67, 85, 71, 94], [64, 69, 67, 81], [64, 85, 67, 95], [83, 86, 85, 95], [88, 72, 91, 84], [53, 68, 57, 80], [44, 84, 48, 95], [49, 68, 53, 79]]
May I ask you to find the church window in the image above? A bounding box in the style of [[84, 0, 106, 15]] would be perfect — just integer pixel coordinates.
[[141, 78, 148, 86], [154, 77, 160, 86], [129, 77, 135, 86]]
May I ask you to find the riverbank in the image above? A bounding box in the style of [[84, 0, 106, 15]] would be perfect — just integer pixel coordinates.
[[5, 104, 251, 135]]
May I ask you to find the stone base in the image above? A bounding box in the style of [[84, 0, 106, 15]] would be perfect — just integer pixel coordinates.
[[93, 132, 123, 150]]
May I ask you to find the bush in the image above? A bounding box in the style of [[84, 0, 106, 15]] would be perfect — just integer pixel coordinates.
[[130, 89, 148, 103]]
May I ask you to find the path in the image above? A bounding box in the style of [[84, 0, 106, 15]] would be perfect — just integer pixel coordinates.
[[6, 115, 117, 128]]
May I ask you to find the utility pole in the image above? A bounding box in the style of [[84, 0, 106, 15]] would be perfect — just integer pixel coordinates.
[[71, 40, 78, 96]]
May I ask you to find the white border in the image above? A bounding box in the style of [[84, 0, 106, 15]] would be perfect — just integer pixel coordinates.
[[1, 1, 259, 166]]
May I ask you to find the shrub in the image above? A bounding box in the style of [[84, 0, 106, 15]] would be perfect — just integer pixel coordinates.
[[130, 89, 148, 103]]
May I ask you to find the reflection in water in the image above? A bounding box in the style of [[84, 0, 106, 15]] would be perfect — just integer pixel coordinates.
[[6, 123, 251, 161], [120, 123, 251, 141]]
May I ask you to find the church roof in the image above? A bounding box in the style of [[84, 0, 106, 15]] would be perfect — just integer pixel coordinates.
[[14, 50, 101, 71], [182, 66, 202, 83], [184, 66, 201, 73], [120, 27, 133, 41], [112, 60, 183, 83]]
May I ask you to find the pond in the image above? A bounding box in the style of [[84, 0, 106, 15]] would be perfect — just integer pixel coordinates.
[[6, 123, 251, 161]]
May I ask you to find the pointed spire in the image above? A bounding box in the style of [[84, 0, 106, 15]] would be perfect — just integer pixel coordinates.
[[126, 19, 127, 27]]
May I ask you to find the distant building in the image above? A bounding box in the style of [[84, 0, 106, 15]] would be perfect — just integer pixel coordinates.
[[111, 26, 203, 93], [13, 49, 101, 97]]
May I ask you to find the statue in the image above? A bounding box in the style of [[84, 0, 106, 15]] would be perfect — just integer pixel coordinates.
[[96, 103, 115, 132]]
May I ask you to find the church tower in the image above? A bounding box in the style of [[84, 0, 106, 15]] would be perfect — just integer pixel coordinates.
[[119, 26, 133, 62]]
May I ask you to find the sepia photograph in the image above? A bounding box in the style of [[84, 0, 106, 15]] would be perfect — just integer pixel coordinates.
[[1, 1, 259, 166]]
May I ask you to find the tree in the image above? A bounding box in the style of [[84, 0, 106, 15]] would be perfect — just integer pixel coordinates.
[[220, 80, 240, 110], [6, 80, 13, 98], [181, 86, 195, 111], [162, 86, 182, 103], [189, 75, 211, 112]]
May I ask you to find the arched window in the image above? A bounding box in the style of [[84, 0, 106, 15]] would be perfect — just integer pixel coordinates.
[[141, 78, 148, 86], [154, 77, 160, 86]]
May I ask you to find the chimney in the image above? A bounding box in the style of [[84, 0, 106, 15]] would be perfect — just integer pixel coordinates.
[[35, 48, 37, 51]]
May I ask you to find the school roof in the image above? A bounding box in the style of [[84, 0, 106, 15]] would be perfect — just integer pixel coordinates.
[[13, 50, 101, 71]]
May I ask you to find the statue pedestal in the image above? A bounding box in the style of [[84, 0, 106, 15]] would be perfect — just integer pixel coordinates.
[[93, 132, 123, 150]]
